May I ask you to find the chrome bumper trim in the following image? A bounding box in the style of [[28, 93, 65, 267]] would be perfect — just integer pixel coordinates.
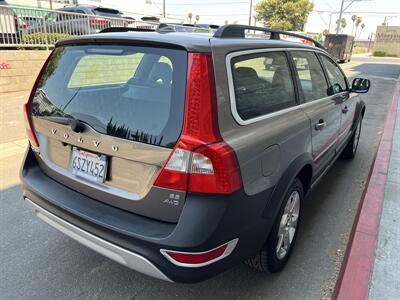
[[24, 198, 172, 282]]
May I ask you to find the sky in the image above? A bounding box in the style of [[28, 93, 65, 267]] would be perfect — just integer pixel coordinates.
[[149, 0, 400, 40]]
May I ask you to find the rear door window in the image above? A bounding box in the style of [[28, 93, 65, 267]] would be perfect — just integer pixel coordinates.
[[32, 45, 187, 148], [291, 51, 329, 102], [231, 51, 296, 121]]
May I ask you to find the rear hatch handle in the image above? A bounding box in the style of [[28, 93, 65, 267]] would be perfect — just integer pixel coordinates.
[[37, 116, 85, 133]]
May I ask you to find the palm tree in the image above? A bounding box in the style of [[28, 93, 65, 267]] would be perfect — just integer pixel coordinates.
[[195, 15, 200, 24], [187, 12, 193, 24], [340, 18, 347, 33], [358, 23, 365, 39], [354, 16, 362, 38], [351, 15, 357, 36]]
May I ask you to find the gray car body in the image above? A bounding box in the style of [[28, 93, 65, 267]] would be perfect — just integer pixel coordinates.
[[34, 31, 365, 223]]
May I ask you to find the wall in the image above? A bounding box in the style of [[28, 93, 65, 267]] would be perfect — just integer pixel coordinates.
[[373, 26, 400, 57], [0, 50, 50, 93], [353, 40, 373, 53]]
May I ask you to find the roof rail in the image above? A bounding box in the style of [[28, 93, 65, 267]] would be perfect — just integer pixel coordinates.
[[213, 24, 325, 50]]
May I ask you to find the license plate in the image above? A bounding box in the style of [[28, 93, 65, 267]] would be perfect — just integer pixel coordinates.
[[71, 147, 107, 183]]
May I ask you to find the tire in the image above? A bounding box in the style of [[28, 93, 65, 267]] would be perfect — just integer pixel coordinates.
[[246, 178, 303, 273], [340, 117, 362, 160]]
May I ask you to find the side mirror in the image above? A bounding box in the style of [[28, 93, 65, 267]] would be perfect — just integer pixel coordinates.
[[351, 78, 370, 93]]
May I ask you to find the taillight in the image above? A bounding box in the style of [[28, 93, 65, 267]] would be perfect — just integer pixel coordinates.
[[160, 239, 238, 267], [23, 51, 54, 149], [154, 53, 242, 194], [90, 18, 110, 26]]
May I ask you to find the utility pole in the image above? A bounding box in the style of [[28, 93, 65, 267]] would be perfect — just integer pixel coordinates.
[[248, 0, 253, 26], [328, 13, 333, 33], [336, 0, 345, 34], [367, 32, 374, 52], [335, 0, 370, 34], [163, 0, 166, 18]]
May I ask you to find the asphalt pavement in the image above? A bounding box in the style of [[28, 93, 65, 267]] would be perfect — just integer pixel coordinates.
[[1, 56, 399, 300]]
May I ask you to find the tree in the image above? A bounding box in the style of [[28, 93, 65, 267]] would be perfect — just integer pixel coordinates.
[[195, 15, 200, 24], [255, 0, 313, 31], [187, 12, 193, 24], [354, 16, 362, 38], [335, 18, 346, 33], [358, 23, 365, 39], [340, 18, 347, 33], [351, 14, 357, 36], [322, 29, 329, 36]]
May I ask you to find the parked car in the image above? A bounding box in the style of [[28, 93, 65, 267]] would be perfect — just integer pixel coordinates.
[[21, 24, 369, 283], [0, 0, 20, 44], [28, 5, 127, 35], [324, 34, 355, 63]]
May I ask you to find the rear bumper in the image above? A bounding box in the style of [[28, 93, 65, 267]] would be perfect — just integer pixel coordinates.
[[21, 148, 275, 283], [25, 197, 172, 282]]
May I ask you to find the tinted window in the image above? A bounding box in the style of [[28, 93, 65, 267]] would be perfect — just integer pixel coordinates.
[[231, 52, 296, 121], [32, 45, 187, 148], [291, 51, 328, 102], [320, 55, 348, 94], [93, 7, 122, 17]]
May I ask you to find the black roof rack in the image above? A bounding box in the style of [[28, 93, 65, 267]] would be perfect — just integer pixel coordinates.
[[213, 24, 325, 50], [100, 23, 180, 34], [100, 27, 155, 33]]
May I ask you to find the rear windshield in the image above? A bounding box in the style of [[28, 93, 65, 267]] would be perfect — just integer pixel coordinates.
[[93, 7, 122, 17], [32, 45, 187, 148]]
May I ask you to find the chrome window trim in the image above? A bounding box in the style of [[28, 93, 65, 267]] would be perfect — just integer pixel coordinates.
[[225, 47, 329, 126]]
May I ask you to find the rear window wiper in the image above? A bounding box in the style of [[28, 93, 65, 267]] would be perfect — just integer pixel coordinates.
[[37, 115, 85, 133]]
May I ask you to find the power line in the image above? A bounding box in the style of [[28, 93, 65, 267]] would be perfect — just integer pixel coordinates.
[[314, 10, 400, 15], [153, 1, 248, 5]]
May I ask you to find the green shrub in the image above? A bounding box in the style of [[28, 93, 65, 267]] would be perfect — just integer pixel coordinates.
[[373, 50, 387, 57], [21, 33, 71, 45], [373, 50, 398, 57], [352, 48, 368, 54]]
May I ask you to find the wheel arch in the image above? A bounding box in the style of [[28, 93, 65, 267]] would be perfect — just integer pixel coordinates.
[[262, 153, 314, 221], [352, 99, 366, 131]]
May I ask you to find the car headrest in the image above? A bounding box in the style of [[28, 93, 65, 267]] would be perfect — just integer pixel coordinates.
[[149, 62, 172, 84], [234, 67, 259, 82]]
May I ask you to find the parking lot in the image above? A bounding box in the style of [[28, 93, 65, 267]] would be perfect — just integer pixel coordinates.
[[1, 55, 399, 299]]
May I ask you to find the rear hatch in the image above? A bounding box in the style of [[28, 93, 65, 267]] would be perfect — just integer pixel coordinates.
[[29, 43, 187, 222]]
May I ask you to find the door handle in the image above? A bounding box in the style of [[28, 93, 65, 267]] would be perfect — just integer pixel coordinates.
[[342, 106, 349, 114], [315, 119, 326, 131]]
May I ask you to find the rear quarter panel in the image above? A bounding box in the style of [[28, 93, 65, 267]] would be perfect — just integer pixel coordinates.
[[210, 43, 312, 196]]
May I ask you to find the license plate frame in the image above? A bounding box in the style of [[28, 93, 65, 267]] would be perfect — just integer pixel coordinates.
[[70, 147, 108, 183]]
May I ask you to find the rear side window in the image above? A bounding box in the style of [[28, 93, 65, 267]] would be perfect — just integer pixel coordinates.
[[319, 55, 348, 94], [32, 45, 187, 148], [231, 51, 296, 121], [291, 51, 328, 102]]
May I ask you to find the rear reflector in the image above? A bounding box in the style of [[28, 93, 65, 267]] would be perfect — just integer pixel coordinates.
[[154, 53, 242, 194], [160, 239, 238, 267]]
